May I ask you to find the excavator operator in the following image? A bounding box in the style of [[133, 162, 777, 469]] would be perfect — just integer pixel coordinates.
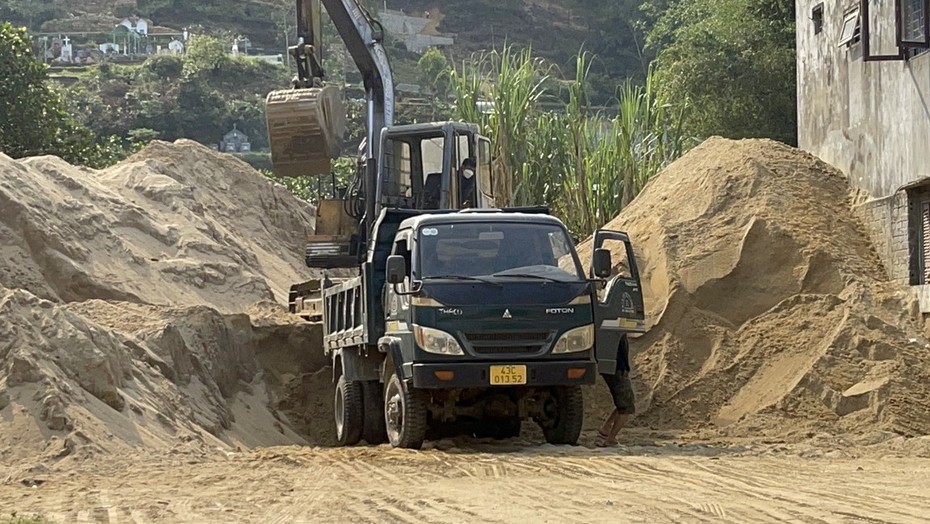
[[459, 157, 478, 208]]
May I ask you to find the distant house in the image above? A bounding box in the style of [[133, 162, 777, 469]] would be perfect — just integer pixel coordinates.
[[119, 16, 151, 36], [220, 125, 250, 153], [167, 39, 184, 54]]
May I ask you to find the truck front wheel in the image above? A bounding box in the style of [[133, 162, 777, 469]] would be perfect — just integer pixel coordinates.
[[384, 373, 428, 449], [335, 375, 363, 446], [538, 386, 584, 445]]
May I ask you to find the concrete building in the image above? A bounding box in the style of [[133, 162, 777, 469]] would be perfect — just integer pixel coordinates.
[[797, 0, 930, 303], [379, 8, 454, 53]]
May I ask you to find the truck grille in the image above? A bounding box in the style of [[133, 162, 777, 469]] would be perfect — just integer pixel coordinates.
[[463, 332, 551, 355]]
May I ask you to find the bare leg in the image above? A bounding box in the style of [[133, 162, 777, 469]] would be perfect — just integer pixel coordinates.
[[597, 410, 623, 446], [605, 413, 629, 442]]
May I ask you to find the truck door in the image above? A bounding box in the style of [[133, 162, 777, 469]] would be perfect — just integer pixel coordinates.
[[591, 230, 646, 375]]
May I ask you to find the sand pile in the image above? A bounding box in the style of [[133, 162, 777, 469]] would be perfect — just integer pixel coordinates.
[[0, 142, 337, 465], [584, 137, 930, 438], [0, 139, 315, 310]]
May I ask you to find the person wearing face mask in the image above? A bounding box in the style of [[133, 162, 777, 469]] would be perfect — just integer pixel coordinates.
[[459, 157, 477, 208]]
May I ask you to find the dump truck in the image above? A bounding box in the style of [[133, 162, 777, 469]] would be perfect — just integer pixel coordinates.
[[321, 207, 645, 448]]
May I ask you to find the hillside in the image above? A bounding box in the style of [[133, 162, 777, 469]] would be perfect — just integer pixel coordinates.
[[4, 0, 645, 83]]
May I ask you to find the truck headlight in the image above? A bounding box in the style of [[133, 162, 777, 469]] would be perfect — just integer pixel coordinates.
[[552, 324, 594, 354], [413, 325, 464, 356]]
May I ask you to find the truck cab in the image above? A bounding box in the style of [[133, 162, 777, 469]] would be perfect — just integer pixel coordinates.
[[334, 209, 646, 448]]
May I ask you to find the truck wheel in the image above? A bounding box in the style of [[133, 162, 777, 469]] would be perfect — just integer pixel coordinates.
[[362, 381, 387, 445], [384, 373, 428, 449], [540, 386, 584, 445], [335, 375, 363, 446]]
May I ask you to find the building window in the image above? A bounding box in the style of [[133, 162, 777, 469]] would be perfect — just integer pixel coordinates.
[[903, 0, 927, 43], [812, 4, 824, 34], [838, 9, 861, 47], [908, 189, 930, 285], [900, 0, 929, 55]]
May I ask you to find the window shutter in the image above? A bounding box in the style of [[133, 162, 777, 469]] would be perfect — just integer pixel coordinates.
[[922, 201, 930, 283]]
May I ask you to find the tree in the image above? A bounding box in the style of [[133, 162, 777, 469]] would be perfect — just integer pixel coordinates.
[[0, 23, 140, 167], [648, 0, 797, 145], [416, 48, 451, 99], [183, 34, 230, 75], [0, 23, 98, 162]]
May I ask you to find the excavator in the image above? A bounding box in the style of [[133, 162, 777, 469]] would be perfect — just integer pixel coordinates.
[[265, 1, 646, 449], [265, 0, 495, 315]]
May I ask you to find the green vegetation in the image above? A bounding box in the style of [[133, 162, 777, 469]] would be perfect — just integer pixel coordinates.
[[68, 35, 291, 151], [0, 22, 136, 167], [1, 0, 799, 216], [647, 0, 797, 145], [449, 46, 691, 235]]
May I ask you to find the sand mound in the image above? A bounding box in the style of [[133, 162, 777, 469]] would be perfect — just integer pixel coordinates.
[[583, 137, 930, 438], [0, 142, 340, 465], [0, 287, 337, 466], [0, 140, 315, 311]]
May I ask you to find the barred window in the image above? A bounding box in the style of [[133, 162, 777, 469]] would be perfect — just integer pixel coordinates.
[[901, 0, 929, 48]]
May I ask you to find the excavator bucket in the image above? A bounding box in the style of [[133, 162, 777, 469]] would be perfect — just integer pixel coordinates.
[[265, 85, 347, 178]]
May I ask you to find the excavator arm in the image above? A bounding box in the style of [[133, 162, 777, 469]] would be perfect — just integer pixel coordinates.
[[266, 0, 393, 181]]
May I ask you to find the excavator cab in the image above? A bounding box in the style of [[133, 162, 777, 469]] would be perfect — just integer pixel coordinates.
[[302, 122, 493, 270], [379, 122, 494, 211], [289, 123, 493, 318]]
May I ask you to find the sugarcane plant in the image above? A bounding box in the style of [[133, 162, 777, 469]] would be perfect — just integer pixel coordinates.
[[448, 46, 692, 236]]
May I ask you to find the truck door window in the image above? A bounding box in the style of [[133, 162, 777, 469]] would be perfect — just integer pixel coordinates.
[[598, 239, 632, 279], [595, 239, 633, 302]]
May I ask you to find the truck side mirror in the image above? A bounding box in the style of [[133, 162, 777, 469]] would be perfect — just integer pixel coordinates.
[[593, 248, 612, 278], [386, 255, 407, 284]]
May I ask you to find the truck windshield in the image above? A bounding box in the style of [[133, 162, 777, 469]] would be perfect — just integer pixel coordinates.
[[417, 222, 584, 281]]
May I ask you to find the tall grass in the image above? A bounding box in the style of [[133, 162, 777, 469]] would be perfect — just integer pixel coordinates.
[[449, 47, 692, 235]]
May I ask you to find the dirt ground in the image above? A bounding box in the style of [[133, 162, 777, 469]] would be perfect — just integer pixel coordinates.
[[3, 436, 930, 523]]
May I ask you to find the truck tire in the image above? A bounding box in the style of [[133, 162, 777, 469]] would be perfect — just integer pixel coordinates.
[[335, 375, 363, 446], [384, 373, 428, 449], [541, 386, 584, 445], [362, 380, 388, 445]]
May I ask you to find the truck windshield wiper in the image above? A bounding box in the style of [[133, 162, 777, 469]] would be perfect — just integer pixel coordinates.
[[490, 272, 571, 283], [422, 275, 503, 287]]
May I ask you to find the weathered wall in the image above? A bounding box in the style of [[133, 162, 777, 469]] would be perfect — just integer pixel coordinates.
[[796, 0, 930, 198], [854, 191, 909, 283], [798, 0, 930, 290]]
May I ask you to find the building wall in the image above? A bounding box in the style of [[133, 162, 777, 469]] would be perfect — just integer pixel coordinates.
[[798, 0, 930, 301], [854, 191, 909, 283], [797, 0, 930, 198]]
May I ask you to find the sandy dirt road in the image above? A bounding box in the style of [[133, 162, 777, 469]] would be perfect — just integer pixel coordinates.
[[3, 441, 929, 524]]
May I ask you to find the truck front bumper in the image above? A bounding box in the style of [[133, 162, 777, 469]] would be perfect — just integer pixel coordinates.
[[410, 360, 597, 389]]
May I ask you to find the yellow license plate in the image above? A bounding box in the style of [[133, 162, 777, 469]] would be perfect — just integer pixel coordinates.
[[489, 365, 527, 386]]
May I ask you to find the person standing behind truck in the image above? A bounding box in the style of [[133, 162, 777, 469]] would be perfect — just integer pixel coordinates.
[[595, 334, 635, 447]]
